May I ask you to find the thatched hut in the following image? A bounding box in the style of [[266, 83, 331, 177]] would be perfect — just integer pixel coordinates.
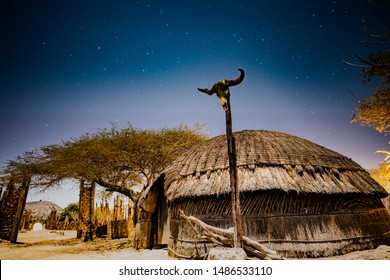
[[23, 200, 62, 230], [139, 130, 390, 258]]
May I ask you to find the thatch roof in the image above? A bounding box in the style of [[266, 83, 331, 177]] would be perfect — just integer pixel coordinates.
[[140, 130, 387, 211], [24, 200, 62, 220]]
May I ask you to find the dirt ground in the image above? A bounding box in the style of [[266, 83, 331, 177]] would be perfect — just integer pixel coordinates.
[[1, 229, 390, 260], [0, 230, 172, 260]]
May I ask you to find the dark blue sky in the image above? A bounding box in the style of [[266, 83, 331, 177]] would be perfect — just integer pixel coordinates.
[[1, 1, 390, 205]]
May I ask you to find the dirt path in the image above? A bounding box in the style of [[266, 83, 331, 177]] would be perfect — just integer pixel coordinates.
[[1, 229, 389, 260], [0, 230, 171, 260]]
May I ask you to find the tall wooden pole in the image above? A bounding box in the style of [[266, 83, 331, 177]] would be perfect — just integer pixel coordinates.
[[10, 177, 30, 243], [78, 180, 95, 241], [197, 68, 245, 248], [225, 95, 244, 248]]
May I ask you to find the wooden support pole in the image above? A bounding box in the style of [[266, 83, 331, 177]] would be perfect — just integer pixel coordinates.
[[225, 95, 244, 248], [198, 68, 245, 249], [78, 180, 95, 241], [10, 177, 30, 243]]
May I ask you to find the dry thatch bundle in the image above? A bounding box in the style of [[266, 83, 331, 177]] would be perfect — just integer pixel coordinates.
[[139, 130, 390, 258], [163, 130, 385, 200]]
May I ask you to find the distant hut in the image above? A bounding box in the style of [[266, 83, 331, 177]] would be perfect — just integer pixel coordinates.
[[23, 200, 62, 230], [139, 130, 390, 258]]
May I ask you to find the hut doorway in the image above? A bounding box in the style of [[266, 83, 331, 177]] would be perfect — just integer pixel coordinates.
[[150, 189, 169, 248], [32, 222, 43, 231], [158, 195, 169, 245]]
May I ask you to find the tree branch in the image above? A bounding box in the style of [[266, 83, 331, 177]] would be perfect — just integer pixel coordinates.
[[95, 178, 138, 201]]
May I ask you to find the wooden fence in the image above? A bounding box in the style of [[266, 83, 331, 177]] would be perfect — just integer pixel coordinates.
[[95, 195, 134, 239]]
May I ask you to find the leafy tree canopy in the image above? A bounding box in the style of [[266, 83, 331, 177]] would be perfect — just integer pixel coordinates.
[[60, 202, 79, 221], [349, 28, 390, 134], [1, 124, 207, 202], [348, 27, 390, 190]]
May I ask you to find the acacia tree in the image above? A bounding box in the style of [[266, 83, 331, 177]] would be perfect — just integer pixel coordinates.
[[1, 149, 50, 197], [348, 28, 390, 133], [30, 124, 206, 223], [370, 163, 390, 192], [1, 124, 206, 229], [2, 150, 43, 185], [347, 27, 390, 185]]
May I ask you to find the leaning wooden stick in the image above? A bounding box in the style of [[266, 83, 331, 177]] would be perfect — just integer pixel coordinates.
[[179, 209, 283, 260]]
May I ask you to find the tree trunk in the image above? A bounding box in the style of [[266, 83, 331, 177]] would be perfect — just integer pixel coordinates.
[[95, 178, 137, 199]]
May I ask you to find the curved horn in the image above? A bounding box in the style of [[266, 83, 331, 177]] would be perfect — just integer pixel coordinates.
[[197, 87, 214, 95], [225, 68, 245, 86]]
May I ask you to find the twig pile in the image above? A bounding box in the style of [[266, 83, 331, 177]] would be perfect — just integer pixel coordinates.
[[179, 209, 283, 260]]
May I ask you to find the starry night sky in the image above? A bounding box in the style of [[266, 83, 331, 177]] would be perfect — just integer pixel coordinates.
[[1, 1, 389, 206]]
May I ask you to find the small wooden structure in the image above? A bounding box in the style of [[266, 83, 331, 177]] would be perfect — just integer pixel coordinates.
[[139, 130, 390, 258], [77, 181, 95, 241], [0, 178, 29, 243], [95, 195, 134, 240]]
